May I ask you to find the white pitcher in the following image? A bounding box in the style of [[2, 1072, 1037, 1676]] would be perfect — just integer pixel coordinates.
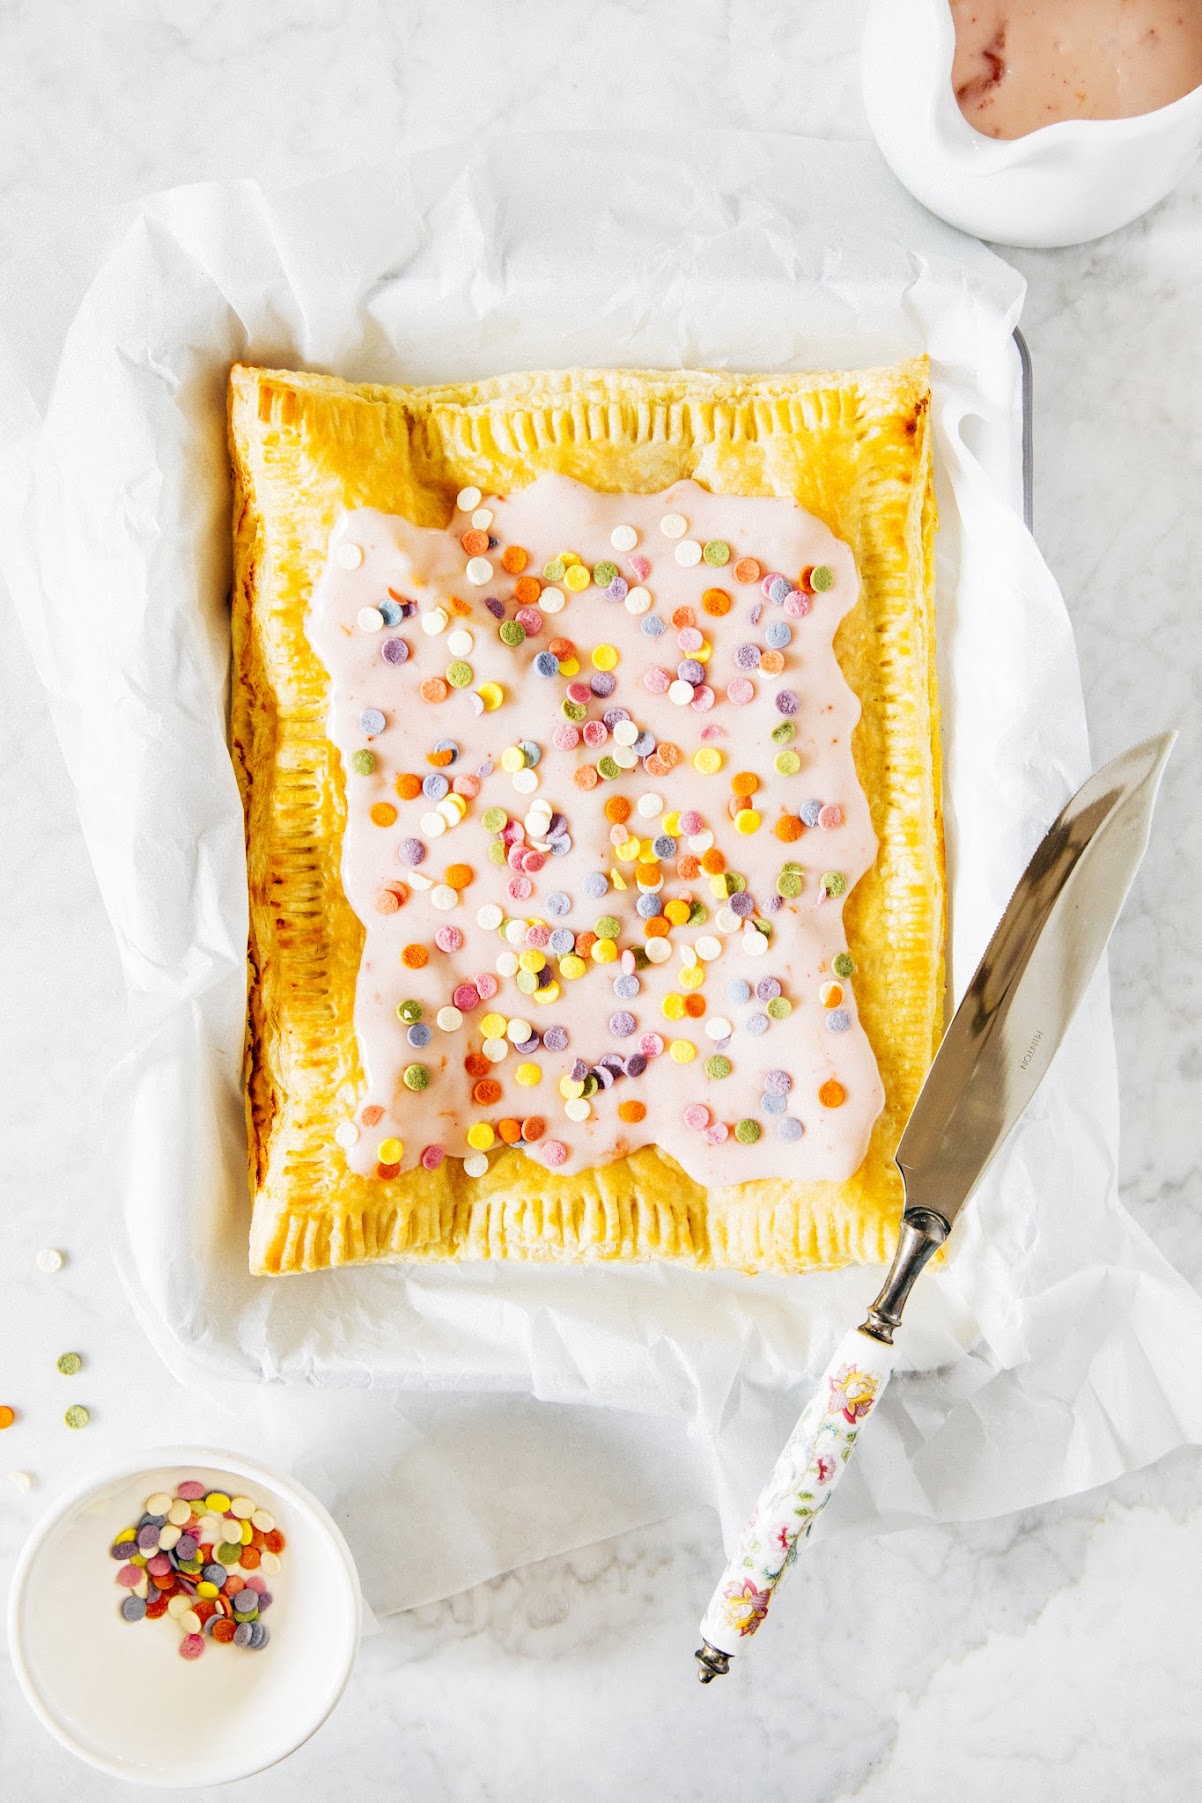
[[861, 0, 1202, 246]]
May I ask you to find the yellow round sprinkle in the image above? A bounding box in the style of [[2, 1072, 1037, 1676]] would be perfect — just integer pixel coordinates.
[[558, 657, 580, 677], [708, 876, 729, 898], [560, 955, 587, 979], [637, 843, 659, 865], [480, 1012, 508, 1039], [377, 1137, 403, 1164], [500, 746, 526, 773], [205, 1492, 231, 1514], [533, 981, 560, 1003], [197, 1581, 219, 1599], [518, 950, 546, 973], [694, 640, 713, 662], [679, 965, 704, 990], [664, 899, 692, 926], [617, 837, 641, 861], [662, 993, 686, 1020], [693, 747, 723, 775], [774, 749, 802, 776], [477, 682, 504, 711], [560, 1077, 585, 1099], [564, 564, 591, 592], [515, 1063, 542, 1086], [240, 1519, 254, 1545], [591, 644, 619, 671], [561, 551, 583, 567], [466, 1123, 495, 1151], [669, 1039, 697, 1063], [735, 809, 761, 834], [662, 811, 682, 834], [591, 938, 618, 964]]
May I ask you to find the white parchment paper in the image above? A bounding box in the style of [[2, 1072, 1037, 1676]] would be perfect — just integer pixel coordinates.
[[3, 134, 1201, 1610]]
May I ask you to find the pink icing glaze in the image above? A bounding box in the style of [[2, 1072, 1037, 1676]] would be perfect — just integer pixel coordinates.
[[306, 474, 883, 1186]]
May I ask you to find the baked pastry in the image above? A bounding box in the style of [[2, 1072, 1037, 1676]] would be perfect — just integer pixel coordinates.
[[229, 361, 942, 1275]]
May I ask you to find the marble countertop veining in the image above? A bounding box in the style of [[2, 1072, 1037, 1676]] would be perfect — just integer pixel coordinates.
[[2, 4, 1201, 1800]]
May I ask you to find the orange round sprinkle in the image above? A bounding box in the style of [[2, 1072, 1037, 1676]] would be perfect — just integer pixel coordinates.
[[576, 930, 598, 956], [618, 1100, 647, 1124], [676, 855, 701, 879], [464, 1053, 490, 1078], [775, 814, 804, 842], [760, 649, 786, 676], [152, 1571, 176, 1590], [377, 1160, 401, 1179], [521, 1116, 545, 1143], [644, 754, 668, 778], [427, 747, 455, 767], [643, 916, 669, 938], [401, 944, 428, 969], [700, 849, 726, 875], [211, 1618, 237, 1643], [420, 677, 449, 703], [444, 863, 474, 890], [573, 765, 600, 790], [473, 1078, 503, 1106], [240, 1545, 261, 1569], [823, 984, 845, 1009], [263, 1529, 286, 1554], [462, 529, 490, 556], [818, 1079, 846, 1109], [683, 993, 706, 1019], [657, 742, 683, 770], [449, 597, 472, 616], [702, 587, 732, 616], [547, 636, 575, 659], [501, 545, 528, 574], [0, 1405, 15, 1429], [734, 557, 761, 583], [361, 1105, 384, 1127], [514, 575, 542, 606], [640, 862, 662, 884], [605, 797, 632, 824], [375, 887, 404, 914], [670, 606, 696, 629], [731, 771, 760, 798], [370, 801, 398, 827], [498, 1118, 523, 1145], [396, 772, 423, 799]]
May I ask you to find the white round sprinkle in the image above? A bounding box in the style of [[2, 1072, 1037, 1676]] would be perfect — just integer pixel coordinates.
[[625, 586, 652, 615], [695, 936, 722, 961], [181, 1610, 202, 1635], [437, 1006, 464, 1031], [357, 606, 384, 633], [421, 606, 449, 635], [477, 903, 504, 930], [668, 680, 695, 706], [437, 798, 462, 825], [146, 1491, 172, 1515], [167, 1498, 192, 1526], [469, 692, 486, 716], [612, 720, 639, 747], [611, 524, 638, 551], [645, 938, 672, 964], [334, 1120, 359, 1148], [637, 874, 664, 894], [229, 1496, 255, 1519], [611, 746, 636, 769], [157, 1524, 182, 1550], [705, 1017, 733, 1040], [251, 1510, 275, 1533], [261, 1550, 282, 1576], [336, 541, 364, 570], [678, 945, 698, 969], [674, 539, 703, 567], [715, 907, 741, 933], [503, 919, 527, 945], [430, 885, 458, 911], [464, 1154, 489, 1178], [35, 1248, 63, 1273], [167, 1593, 192, 1619], [743, 928, 769, 957], [456, 486, 482, 512], [197, 1515, 223, 1543], [688, 830, 715, 854], [538, 586, 565, 614], [506, 1018, 533, 1043], [564, 1097, 592, 1122], [465, 556, 492, 586], [10, 1470, 34, 1492], [447, 629, 474, 656], [512, 768, 539, 793], [408, 869, 433, 892], [496, 951, 519, 978], [483, 1037, 509, 1062], [659, 512, 688, 540], [637, 792, 664, 817], [470, 509, 493, 530], [420, 811, 447, 837]]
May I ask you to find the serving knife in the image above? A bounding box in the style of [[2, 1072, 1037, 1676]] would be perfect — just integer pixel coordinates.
[[695, 732, 1174, 1681]]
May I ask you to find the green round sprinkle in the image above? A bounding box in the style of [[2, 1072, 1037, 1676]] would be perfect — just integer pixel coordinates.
[[516, 968, 538, 995], [833, 952, 856, 978], [499, 621, 526, 647], [403, 1063, 430, 1091], [543, 559, 566, 582], [597, 756, 620, 780], [632, 946, 651, 969], [780, 860, 804, 876], [735, 1118, 762, 1145], [766, 997, 792, 1020], [594, 915, 620, 940], [777, 871, 803, 899], [582, 1074, 600, 1097], [774, 750, 801, 776], [771, 721, 796, 745], [822, 870, 848, 897], [350, 749, 377, 776], [56, 1352, 83, 1376], [482, 807, 508, 833], [487, 840, 508, 865], [702, 539, 730, 566], [397, 999, 423, 1024], [446, 660, 473, 688], [562, 700, 588, 723], [592, 561, 619, 588], [753, 919, 772, 939], [723, 872, 746, 896], [216, 1541, 243, 1565], [704, 1055, 732, 1080], [64, 1405, 89, 1429], [687, 902, 708, 925]]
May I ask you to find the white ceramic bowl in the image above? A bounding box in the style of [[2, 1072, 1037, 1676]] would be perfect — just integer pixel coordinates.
[[7, 1447, 362, 1787]]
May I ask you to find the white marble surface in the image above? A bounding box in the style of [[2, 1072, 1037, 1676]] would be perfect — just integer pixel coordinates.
[[1, 3, 1200, 1798]]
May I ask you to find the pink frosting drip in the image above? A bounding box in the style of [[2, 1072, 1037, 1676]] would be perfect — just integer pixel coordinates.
[[306, 474, 883, 1186]]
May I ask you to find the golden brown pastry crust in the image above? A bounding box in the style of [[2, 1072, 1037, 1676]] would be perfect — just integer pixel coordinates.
[[229, 361, 943, 1275]]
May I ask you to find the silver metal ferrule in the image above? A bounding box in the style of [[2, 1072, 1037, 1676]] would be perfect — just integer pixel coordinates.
[[858, 1209, 950, 1344], [695, 1640, 733, 1683]]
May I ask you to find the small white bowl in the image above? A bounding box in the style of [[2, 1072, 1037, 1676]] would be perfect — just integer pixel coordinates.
[[7, 1446, 362, 1788]]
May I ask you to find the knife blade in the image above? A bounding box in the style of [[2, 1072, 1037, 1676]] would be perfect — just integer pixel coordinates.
[[695, 732, 1174, 1681]]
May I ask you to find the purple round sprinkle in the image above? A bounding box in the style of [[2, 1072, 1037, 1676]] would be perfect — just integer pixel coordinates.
[[381, 636, 409, 664], [233, 1591, 259, 1615], [233, 1621, 254, 1647], [550, 834, 572, 856], [768, 893, 784, 912], [734, 643, 761, 671], [609, 1010, 637, 1038], [763, 1069, 792, 1096], [139, 1513, 166, 1527], [677, 659, 704, 685], [398, 837, 426, 867], [729, 891, 755, 918], [121, 1594, 147, 1622], [606, 577, 628, 601], [801, 799, 823, 826], [598, 1053, 626, 1075], [826, 1009, 852, 1033], [422, 773, 449, 801], [636, 893, 660, 918], [613, 974, 640, 1000], [602, 707, 631, 729], [590, 671, 617, 697], [136, 1525, 160, 1550], [756, 977, 782, 1001], [485, 597, 506, 619], [570, 1057, 588, 1082], [633, 730, 657, 756], [779, 1116, 804, 1140], [746, 1012, 770, 1036], [653, 835, 677, 857], [549, 929, 575, 954], [544, 1026, 569, 1052], [360, 708, 386, 736], [775, 690, 799, 716], [203, 1562, 227, 1586], [768, 575, 790, 604], [536, 964, 554, 987], [111, 1539, 138, 1560], [593, 1063, 615, 1089], [749, 602, 763, 627], [582, 872, 608, 899], [250, 1623, 270, 1649], [761, 1092, 787, 1115], [624, 1053, 648, 1077], [641, 615, 667, 636], [256, 1591, 273, 1611], [175, 1535, 197, 1560], [765, 622, 791, 649], [546, 891, 572, 916]]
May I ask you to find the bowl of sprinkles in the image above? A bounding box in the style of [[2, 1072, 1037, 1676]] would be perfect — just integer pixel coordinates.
[[7, 1448, 361, 1787]]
